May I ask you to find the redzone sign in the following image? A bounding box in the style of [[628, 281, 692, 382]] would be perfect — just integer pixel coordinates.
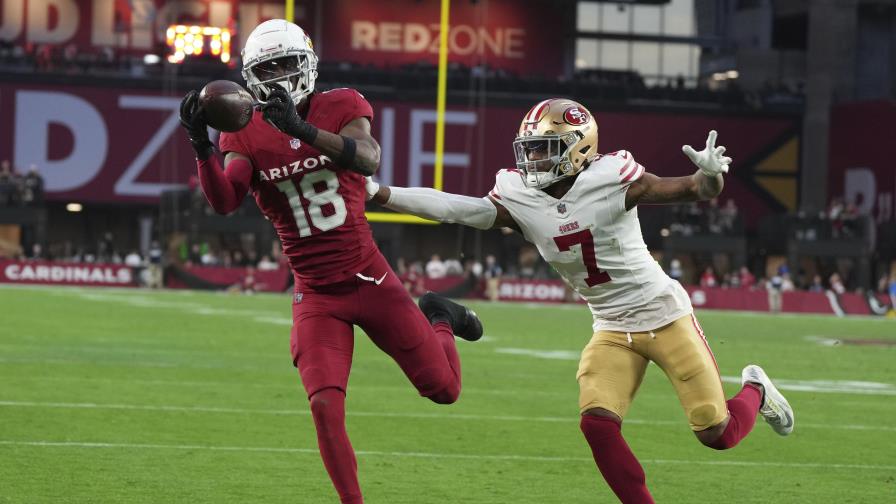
[[1, 260, 136, 286], [350, 21, 524, 59], [320, 0, 565, 75]]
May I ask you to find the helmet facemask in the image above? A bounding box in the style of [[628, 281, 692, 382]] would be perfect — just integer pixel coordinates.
[[513, 131, 584, 189], [244, 52, 318, 105]]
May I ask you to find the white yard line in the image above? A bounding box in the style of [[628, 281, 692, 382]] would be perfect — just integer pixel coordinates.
[[1, 400, 893, 432], [0, 440, 893, 471]]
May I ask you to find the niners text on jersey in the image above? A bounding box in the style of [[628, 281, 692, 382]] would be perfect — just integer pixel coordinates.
[[490, 150, 692, 332], [219, 88, 376, 287]]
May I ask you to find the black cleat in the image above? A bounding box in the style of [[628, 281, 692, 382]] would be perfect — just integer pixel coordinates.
[[418, 292, 483, 342]]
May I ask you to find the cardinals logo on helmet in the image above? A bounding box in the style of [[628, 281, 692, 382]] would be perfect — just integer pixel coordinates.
[[563, 106, 589, 125]]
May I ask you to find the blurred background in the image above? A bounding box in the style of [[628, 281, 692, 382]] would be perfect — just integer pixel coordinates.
[[0, 0, 894, 316]]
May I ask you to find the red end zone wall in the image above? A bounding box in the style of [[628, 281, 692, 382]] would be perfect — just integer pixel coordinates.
[[0, 83, 798, 224]]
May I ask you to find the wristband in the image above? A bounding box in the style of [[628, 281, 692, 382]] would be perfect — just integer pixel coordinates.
[[336, 136, 357, 170]]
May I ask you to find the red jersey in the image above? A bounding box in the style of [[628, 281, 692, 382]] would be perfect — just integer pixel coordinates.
[[219, 88, 377, 287]]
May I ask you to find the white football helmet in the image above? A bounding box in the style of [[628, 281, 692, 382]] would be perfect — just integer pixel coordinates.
[[241, 19, 318, 105]]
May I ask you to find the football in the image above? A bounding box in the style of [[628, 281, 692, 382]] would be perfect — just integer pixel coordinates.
[[198, 80, 254, 132]]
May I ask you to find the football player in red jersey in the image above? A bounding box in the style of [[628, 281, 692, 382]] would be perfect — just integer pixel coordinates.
[[178, 19, 482, 504]]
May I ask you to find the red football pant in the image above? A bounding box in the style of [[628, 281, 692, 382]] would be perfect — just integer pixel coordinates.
[[291, 252, 462, 502]]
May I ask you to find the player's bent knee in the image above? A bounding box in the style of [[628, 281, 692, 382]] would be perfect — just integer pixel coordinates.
[[582, 407, 623, 424], [425, 380, 461, 405], [688, 402, 722, 432], [412, 366, 459, 404], [309, 388, 346, 431], [426, 387, 459, 405]]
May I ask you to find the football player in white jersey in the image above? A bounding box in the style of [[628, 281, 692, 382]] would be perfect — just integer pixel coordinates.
[[366, 98, 794, 503]]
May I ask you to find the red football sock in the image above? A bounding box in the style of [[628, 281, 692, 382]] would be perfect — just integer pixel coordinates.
[[707, 384, 762, 450], [580, 415, 655, 504], [309, 388, 363, 504]]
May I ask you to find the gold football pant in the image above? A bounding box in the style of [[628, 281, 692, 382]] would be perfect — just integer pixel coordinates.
[[577, 314, 727, 431]]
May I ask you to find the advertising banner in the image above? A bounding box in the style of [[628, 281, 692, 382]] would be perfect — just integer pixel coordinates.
[[317, 0, 565, 76], [0, 0, 290, 58], [496, 278, 574, 303], [0, 0, 563, 75], [0, 259, 136, 286], [0, 82, 799, 218]]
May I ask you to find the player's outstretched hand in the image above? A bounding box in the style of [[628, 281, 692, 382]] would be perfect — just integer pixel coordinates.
[[682, 130, 732, 177], [179, 90, 213, 160]]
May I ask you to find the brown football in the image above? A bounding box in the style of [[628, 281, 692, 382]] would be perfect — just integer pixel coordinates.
[[198, 80, 254, 132]]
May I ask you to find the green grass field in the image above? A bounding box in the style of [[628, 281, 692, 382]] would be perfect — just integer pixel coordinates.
[[1, 285, 894, 503]]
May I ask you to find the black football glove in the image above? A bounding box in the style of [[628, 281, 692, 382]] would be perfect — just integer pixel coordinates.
[[179, 90, 214, 160], [260, 87, 318, 143]]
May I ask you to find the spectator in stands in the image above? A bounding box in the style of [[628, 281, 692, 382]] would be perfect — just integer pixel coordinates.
[[0, 159, 16, 206], [200, 248, 218, 265], [444, 257, 463, 276], [484, 254, 503, 302], [461, 257, 483, 279], [668, 259, 683, 282], [720, 199, 739, 234], [425, 254, 447, 279], [808, 274, 824, 293], [767, 273, 784, 313], [257, 255, 279, 271], [781, 273, 796, 292], [706, 198, 722, 234], [518, 245, 541, 279], [187, 243, 203, 265], [829, 272, 846, 295], [22, 165, 43, 205], [699, 266, 717, 288], [147, 240, 163, 289], [403, 260, 426, 296], [738, 266, 755, 289], [26, 243, 43, 260], [124, 250, 143, 267], [889, 275, 896, 308], [241, 266, 258, 294], [232, 250, 247, 267]]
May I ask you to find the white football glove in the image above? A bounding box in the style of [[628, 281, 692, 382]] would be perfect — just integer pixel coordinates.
[[364, 176, 380, 201], [682, 130, 732, 177]]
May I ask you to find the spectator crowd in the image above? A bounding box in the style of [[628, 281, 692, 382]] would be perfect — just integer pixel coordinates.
[[0, 160, 44, 207]]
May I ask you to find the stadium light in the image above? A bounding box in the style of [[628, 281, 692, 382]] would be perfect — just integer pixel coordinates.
[[166, 25, 232, 65]]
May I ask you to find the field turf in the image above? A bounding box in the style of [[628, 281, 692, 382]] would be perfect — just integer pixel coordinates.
[[1, 285, 894, 503]]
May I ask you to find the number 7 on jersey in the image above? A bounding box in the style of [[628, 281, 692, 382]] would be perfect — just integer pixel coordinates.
[[553, 229, 612, 287]]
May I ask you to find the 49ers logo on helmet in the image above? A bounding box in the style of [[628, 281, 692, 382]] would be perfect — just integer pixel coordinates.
[[563, 106, 589, 125]]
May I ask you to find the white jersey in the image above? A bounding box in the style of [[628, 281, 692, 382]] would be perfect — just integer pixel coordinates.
[[490, 150, 692, 332]]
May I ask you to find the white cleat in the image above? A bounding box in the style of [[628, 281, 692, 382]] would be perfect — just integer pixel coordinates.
[[741, 364, 794, 436]]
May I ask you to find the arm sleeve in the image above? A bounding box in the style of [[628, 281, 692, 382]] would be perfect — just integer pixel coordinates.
[[384, 186, 498, 230], [197, 156, 253, 215]]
